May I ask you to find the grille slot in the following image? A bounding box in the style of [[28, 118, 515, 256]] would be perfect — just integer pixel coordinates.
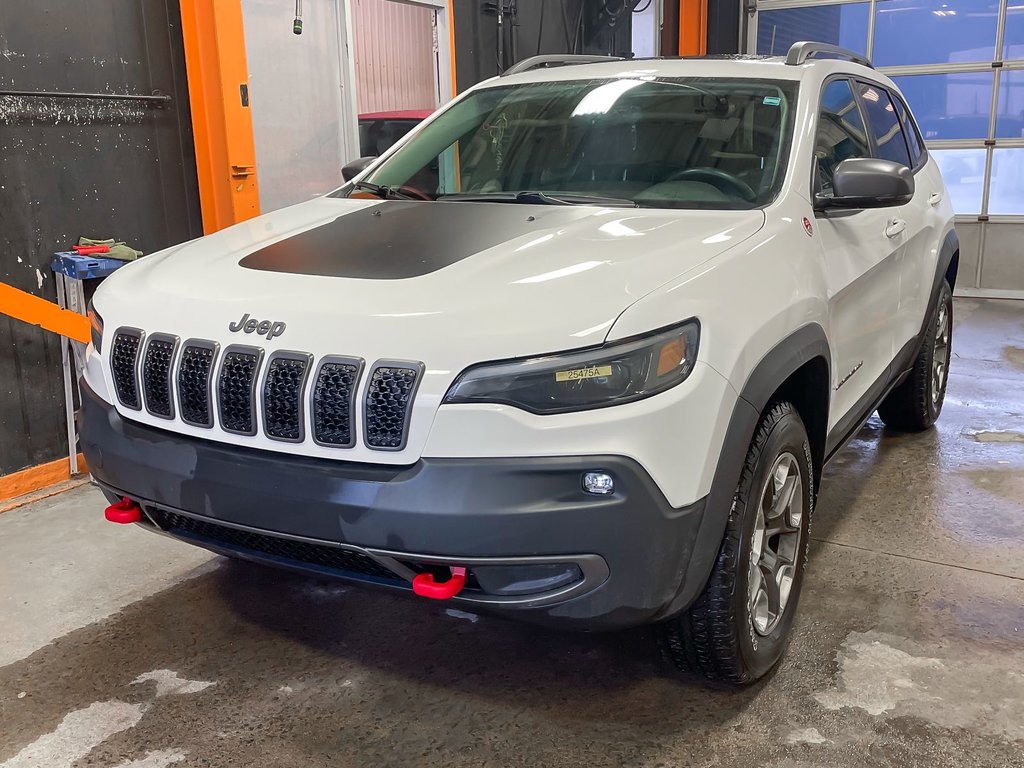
[[311, 357, 363, 448], [146, 508, 401, 582], [141, 334, 178, 418], [263, 352, 312, 442], [217, 346, 262, 435], [177, 341, 217, 427], [110, 329, 143, 410], [364, 361, 423, 451]]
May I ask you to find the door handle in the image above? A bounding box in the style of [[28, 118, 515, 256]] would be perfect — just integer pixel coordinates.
[[928, 192, 943, 206], [885, 219, 907, 238]]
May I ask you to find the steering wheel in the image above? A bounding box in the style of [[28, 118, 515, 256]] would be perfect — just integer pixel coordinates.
[[665, 167, 757, 202]]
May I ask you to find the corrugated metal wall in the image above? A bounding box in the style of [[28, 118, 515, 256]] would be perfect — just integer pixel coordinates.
[[352, 0, 437, 114]]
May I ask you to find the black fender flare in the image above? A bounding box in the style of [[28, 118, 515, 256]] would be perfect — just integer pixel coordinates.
[[660, 323, 831, 618], [922, 229, 959, 343]]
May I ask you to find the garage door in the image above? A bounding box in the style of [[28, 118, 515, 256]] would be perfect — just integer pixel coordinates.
[[751, 0, 1024, 296]]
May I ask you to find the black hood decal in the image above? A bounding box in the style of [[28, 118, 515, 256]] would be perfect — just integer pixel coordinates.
[[239, 201, 566, 280]]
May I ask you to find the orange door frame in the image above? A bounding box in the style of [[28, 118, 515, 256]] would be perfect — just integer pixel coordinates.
[[679, 0, 709, 56], [179, 0, 261, 233]]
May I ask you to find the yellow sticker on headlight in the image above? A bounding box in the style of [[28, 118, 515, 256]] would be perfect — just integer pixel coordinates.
[[555, 365, 613, 382]]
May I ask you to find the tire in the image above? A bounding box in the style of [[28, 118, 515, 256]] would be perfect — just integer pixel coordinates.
[[661, 402, 813, 684], [877, 280, 953, 432]]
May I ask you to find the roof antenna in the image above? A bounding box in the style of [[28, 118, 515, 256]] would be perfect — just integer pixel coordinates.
[[293, 0, 303, 34]]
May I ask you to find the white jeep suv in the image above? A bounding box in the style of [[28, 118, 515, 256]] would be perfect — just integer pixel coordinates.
[[82, 42, 957, 683]]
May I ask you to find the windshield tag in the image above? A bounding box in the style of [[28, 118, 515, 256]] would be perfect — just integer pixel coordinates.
[[763, 96, 782, 106]]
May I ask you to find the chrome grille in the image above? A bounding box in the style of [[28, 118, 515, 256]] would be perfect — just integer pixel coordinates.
[[311, 357, 363, 447], [263, 352, 311, 442], [365, 362, 422, 451], [217, 347, 262, 435], [141, 335, 177, 418], [110, 329, 143, 410], [177, 342, 216, 427]]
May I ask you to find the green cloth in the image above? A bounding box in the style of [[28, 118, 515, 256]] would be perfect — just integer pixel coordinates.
[[78, 236, 144, 262]]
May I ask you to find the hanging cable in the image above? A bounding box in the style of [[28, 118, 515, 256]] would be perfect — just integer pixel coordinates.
[[537, 0, 546, 56], [293, 0, 303, 34]]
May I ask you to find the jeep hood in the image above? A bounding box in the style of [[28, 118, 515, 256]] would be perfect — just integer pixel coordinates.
[[96, 197, 764, 361]]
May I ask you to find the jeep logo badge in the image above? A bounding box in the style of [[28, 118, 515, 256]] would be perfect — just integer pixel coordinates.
[[228, 313, 286, 341]]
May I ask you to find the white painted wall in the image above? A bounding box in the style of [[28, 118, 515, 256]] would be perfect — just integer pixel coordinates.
[[241, 0, 360, 213]]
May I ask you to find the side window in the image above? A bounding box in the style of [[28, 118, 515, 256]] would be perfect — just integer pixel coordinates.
[[890, 91, 925, 167], [857, 82, 913, 168], [815, 79, 871, 197]]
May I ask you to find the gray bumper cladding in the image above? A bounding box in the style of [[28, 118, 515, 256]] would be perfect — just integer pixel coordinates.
[[80, 380, 707, 630]]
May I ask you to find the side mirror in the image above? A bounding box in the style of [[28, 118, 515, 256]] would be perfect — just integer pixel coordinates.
[[342, 156, 377, 182], [815, 157, 914, 211]]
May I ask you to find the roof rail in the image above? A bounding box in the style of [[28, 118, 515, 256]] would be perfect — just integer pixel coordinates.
[[785, 41, 872, 68], [501, 54, 624, 77]]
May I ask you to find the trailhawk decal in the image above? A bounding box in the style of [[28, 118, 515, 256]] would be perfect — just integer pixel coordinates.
[[239, 201, 578, 280]]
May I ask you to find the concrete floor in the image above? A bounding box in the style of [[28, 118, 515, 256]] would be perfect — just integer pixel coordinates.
[[2, 298, 1023, 768]]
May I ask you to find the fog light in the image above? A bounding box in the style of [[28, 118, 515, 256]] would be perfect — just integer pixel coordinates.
[[583, 471, 614, 495]]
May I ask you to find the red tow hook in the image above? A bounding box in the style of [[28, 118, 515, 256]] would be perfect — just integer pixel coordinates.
[[104, 497, 142, 524], [412, 566, 467, 600]]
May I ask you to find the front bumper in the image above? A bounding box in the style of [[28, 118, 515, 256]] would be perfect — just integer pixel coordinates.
[[80, 380, 708, 630]]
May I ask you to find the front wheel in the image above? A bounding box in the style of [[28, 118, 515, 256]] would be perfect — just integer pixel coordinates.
[[878, 279, 953, 431], [661, 402, 813, 684]]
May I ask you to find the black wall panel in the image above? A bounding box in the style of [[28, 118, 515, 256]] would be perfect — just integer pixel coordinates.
[[0, 0, 203, 475], [453, 0, 638, 92], [707, 0, 743, 54]]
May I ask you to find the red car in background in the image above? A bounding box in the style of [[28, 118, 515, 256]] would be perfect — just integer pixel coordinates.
[[358, 109, 431, 158]]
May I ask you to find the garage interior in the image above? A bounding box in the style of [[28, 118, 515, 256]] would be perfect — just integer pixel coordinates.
[[1, 1, 1023, 766]]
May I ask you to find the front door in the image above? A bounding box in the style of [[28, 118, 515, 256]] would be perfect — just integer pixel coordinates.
[[813, 78, 903, 430]]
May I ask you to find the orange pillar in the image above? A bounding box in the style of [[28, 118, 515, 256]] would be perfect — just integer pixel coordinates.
[[448, 0, 458, 97], [678, 0, 708, 56], [179, 0, 261, 234]]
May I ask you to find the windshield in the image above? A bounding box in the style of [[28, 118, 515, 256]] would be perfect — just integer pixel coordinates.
[[339, 77, 798, 210]]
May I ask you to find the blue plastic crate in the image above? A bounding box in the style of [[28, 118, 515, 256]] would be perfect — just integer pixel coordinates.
[[51, 252, 128, 280]]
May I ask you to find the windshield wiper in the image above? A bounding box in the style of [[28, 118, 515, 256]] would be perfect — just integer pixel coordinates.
[[439, 190, 637, 207], [350, 180, 415, 200]]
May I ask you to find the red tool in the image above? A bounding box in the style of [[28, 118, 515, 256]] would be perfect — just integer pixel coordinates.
[[412, 566, 467, 599], [104, 497, 142, 524], [72, 244, 111, 255]]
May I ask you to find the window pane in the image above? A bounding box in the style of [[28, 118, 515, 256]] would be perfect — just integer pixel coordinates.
[[756, 5, 869, 56], [890, 93, 924, 163], [989, 148, 1024, 215], [891, 72, 994, 140], [873, 0, 999, 66], [858, 83, 912, 166], [1003, 5, 1024, 60], [931, 148, 985, 214], [995, 70, 1024, 138], [815, 79, 870, 196]]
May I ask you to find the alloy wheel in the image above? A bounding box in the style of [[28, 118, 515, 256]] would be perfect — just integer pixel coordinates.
[[748, 452, 803, 636], [932, 300, 951, 406]]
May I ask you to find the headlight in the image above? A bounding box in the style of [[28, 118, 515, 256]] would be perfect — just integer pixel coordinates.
[[87, 301, 104, 353], [443, 320, 700, 415]]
